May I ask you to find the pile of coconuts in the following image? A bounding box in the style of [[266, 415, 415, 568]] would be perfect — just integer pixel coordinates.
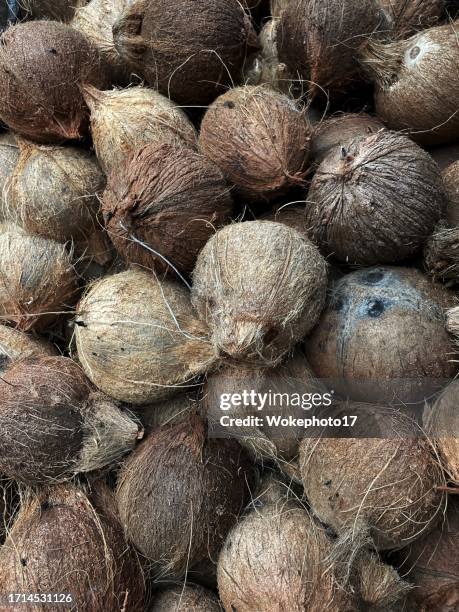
[[0, 2, 458, 609]]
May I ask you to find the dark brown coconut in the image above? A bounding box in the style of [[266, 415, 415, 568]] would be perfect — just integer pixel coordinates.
[[305, 266, 457, 404], [0, 483, 145, 611], [0, 324, 56, 375], [113, 0, 257, 105], [20, 0, 88, 21], [116, 416, 251, 579], [199, 86, 311, 201], [379, 0, 445, 38], [306, 130, 446, 265], [0, 133, 19, 220], [75, 268, 218, 404], [0, 356, 142, 485], [361, 22, 459, 145], [103, 143, 233, 275], [192, 221, 328, 367], [151, 585, 222, 611], [0, 21, 107, 143]]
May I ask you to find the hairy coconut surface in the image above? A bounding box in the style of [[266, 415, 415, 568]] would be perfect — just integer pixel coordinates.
[[113, 0, 256, 105], [151, 585, 222, 611], [0, 224, 77, 331], [0, 324, 56, 375], [0, 483, 145, 611], [137, 392, 199, 434], [0, 21, 107, 143], [75, 268, 217, 404], [83, 85, 197, 175], [270, 0, 290, 17], [379, 0, 445, 38], [361, 22, 459, 145], [199, 86, 311, 201], [444, 161, 459, 226], [306, 130, 445, 265], [0, 476, 19, 545], [356, 552, 411, 611], [0, 133, 19, 221], [305, 266, 457, 404], [116, 416, 251, 579], [192, 221, 327, 367], [19, 0, 88, 21], [103, 142, 233, 274], [424, 221, 459, 282]]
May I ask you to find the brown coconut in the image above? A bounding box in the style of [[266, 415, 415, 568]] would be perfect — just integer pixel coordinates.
[[0, 483, 145, 611], [151, 585, 222, 611], [361, 22, 459, 145], [444, 161, 459, 226], [0, 224, 77, 331], [0, 356, 142, 485], [305, 266, 457, 404], [19, 0, 88, 21], [75, 268, 217, 404], [192, 221, 328, 367], [0, 324, 56, 374], [424, 221, 459, 282], [306, 130, 446, 265], [379, 0, 445, 38], [199, 86, 311, 201], [137, 392, 200, 435], [116, 416, 251, 579], [261, 204, 309, 240], [82, 85, 197, 176], [113, 0, 257, 105], [0, 21, 108, 143], [0, 133, 19, 220]]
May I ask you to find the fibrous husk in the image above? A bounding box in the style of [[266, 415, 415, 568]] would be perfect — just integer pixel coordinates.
[[0, 133, 19, 221], [360, 22, 459, 145], [0, 482, 145, 611], [82, 85, 197, 176], [305, 266, 457, 404], [199, 86, 311, 201], [356, 552, 411, 611], [102, 142, 233, 275], [116, 416, 252, 579], [75, 268, 217, 404], [270, 0, 290, 17], [113, 0, 257, 105], [136, 392, 200, 434], [0, 323, 56, 375], [0, 356, 142, 485], [0, 21, 108, 143], [19, 0, 88, 22], [0, 224, 77, 331], [424, 221, 459, 282], [150, 585, 222, 611], [378, 0, 445, 38], [3, 141, 105, 242], [444, 160, 459, 226], [192, 221, 328, 367], [306, 130, 446, 265]]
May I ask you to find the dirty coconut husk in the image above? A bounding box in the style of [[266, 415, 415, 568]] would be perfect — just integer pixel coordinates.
[[0, 133, 19, 221], [113, 0, 257, 105], [0, 356, 142, 485], [379, 0, 445, 39], [0, 323, 56, 375], [102, 142, 233, 275], [305, 266, 457, 404], [116, 415, 252, 580], [75, 268, 217, 404], [199, 85, 311, 201], [82, 85, 197, 176], [150, 584, 222, 611], [0, 482, 145, 612], [360, 21, 459, 145], [192, 221, 328, 367], [19, 0, 88, 21], [0, 21, 108, 143]]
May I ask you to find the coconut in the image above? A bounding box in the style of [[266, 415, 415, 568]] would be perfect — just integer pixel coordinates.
[[116, 416, 251, 579], [0, 355, 142, 485], [305, 266, 457, 404], [356, 552, 411, 611], [0, 324, 56, 374], [138, 392, 200, 435], [261, 204, 309, 241], [75, 268, 217, 404], [428, 143, 459, 171], [306, 130, 446, 265], [0, 483, 145, 611], [192, 221, 328, 367], [19, 0, 88, 21], [361, 22, 459, 145], [82, 85, 197, 176], [199, 86, 311, 201], [151, 585, 222, 611], [443, 161, 459, 225], [424, 221, 459, 282], [270, 0, 290, 17], [113, 0, 257, 105], [0, 21, 108, 143], [0, 224, 77, 331], [0, 133, 19, 220], [379, 0, 445, 38]]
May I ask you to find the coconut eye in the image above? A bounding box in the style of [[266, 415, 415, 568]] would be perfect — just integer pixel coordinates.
[[363, 270, 384, 285], [367, 299, 385, 318]]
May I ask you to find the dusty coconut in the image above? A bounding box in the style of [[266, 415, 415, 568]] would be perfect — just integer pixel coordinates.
[[199, 86, 311, 201], [82, 85, 197, 175], [0, 133, 19, 220], [192, 221, 328, 366], [0, 21, 107, 143], [0, 483, 145, 611], [19, 0, 88, 21], [361, 22, 459, 145], [116, 416, 251, 579], [113, 0, 257, 105], [305, 266, 457, 404], [151, 585, 222, 611], [379, 0, 445, 38], [75, 268, 217, 404], [0, 323, 56, 375]]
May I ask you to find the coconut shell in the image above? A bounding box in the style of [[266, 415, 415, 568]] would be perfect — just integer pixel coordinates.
[[306, 130, 446, 265], [305, 266, 457, 404], [82, 85, 197, 176], [0, 21, 108, 143], [150, 585, 222, 611], [75, 268, 217, 404], [20, 0, 88, 21], [361, 22, 459, 145], [379, 0, 445, 38], [0, 133, 19, 221], [0, 483, 145, 611], [0, 324, 56, 374], [199, 86, 311, 201], [116, 416, 251, 579], [192, 221, 328, 367], [113, 0, 257, 105]]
